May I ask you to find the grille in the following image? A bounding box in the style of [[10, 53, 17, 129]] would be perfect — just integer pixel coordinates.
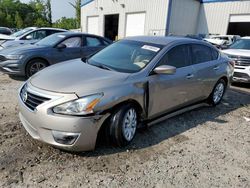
[[235, 61, 250, 67], [234, 72, 250, 79], [20, 86, 50, 111]]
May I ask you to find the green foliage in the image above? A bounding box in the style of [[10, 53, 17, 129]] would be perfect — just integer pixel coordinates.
[[53, 17, 77, 30], [0, 0, 78, 29], [45, 0, 52, 26], [15, 11, 23, 28], [69, 0, 81, 28], [0, 0, 51, 28]]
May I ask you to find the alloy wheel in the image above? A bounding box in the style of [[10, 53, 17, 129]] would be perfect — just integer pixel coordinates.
[[213, 83, 225, 104], [122, 108, 137, 142]]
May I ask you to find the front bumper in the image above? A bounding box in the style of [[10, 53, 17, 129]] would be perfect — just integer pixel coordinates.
[[18, 83, 109, 152], [0, 59, 25, 76], [233, 65, 250, 83]]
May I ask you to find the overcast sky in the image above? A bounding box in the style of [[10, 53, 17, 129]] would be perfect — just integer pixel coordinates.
[[20, 0, 75, 22]]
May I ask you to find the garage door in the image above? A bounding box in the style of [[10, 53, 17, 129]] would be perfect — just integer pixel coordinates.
[[227, 15, 250, 36], [125, 13, 146, 37], [87, 16, 99, 35]]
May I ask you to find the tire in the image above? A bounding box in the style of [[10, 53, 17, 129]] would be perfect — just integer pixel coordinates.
[[208, 79, 226, 106], [26, 59, 48, 78], [108, 104, 138, 147]]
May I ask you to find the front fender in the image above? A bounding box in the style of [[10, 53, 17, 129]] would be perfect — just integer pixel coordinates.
[[95, 80, 148, 119]]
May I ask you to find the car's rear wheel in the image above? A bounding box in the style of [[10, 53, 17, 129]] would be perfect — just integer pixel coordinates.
[[26, 59, 48, 78], [108, 104, 138, 147], [208, 79, 226, 106]]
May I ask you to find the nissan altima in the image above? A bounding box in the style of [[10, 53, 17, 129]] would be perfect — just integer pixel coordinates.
[[18, 36, 234, 152]]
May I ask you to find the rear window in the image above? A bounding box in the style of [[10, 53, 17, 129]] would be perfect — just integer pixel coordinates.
[[191, 44, 216, 64], [86, 37, 102, 47], [211, 48, 219, 60]]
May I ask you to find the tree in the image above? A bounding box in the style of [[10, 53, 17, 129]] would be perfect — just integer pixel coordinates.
[[0, 0, 50, 28], [15, 11, 23, 28], [45, 0, 52, 26], [53, 17, 77, 30], [6, 14, 13, 27], [29, 0, 50, 26], [69, 0, 81, 28]]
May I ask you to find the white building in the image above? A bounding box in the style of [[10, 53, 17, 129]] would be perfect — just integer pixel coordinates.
[[81, 0, 250, 40]]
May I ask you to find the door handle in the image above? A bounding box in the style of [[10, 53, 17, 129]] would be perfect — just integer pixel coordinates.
[[213, 66, 220, 70], [186, 74, 194, 79]]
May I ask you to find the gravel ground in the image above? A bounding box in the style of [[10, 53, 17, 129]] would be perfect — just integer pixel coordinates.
[[0, 72, 249, 188]]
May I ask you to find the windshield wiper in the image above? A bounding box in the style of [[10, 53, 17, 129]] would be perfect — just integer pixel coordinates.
[[93, 63, 114, 71], [84, 58, 114, 71]]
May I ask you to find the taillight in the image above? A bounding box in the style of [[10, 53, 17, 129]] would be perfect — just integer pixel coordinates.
[[228, 60, 235, 68]]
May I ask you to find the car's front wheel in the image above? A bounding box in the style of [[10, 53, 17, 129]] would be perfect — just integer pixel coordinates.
[[108, 104, 138, 147], [208, 79, 226, 106], [26, 59, 48, 78]]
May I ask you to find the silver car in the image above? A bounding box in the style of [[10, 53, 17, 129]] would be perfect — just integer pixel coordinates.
[[0, 27, 66, 50], [18, 36, 234, 152]]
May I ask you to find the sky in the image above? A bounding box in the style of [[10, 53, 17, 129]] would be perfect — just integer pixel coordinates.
[[20, 0, 76, 22]]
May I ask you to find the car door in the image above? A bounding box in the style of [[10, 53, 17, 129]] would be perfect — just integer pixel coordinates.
[[50, 36, 82, 64], [148, 44, 197, 119], [190, 44, 220, 98], [20, 29, 47, 45], [81, 36, 107, 58]]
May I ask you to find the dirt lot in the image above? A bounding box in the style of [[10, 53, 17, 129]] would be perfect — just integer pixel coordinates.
[[0, 72, 249, 188]]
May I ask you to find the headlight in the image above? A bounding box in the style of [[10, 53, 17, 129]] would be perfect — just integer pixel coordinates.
[[53, 93, 103, 115], [5, 54, 23, 60]]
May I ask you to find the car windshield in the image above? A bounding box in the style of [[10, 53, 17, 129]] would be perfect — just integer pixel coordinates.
[[88, 40, 162, 73], [229, 39, 250, 50], [11, 28, 34, 37], [36, 33, 66, 46]]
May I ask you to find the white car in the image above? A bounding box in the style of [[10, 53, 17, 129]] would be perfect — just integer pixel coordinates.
[[222, 37, 250, 83], [0, 27, 66, 50], [205, 35, 240, 48]]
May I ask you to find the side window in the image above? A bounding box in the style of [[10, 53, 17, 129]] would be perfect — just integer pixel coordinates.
[[60, 37, 81, 48], [25, 30, 47, 40], [211, 48, 219, 60], [86, 37, 102, 47], [191, 44, 213, 64], [159, 45, 190, 68]]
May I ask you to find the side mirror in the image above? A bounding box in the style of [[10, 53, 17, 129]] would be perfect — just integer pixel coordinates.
[[153, 65, 176, 75], [81, 52, 98, 62], [26, 35, 32, 40], [56, 43, 67, 50], [81, 56, 87, 62]]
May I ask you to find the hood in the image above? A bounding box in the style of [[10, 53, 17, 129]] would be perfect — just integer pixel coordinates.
[[0, 33, 15, 40], [222, 49, 250, 58], [0, 44, 48, 55], [29, 59, 130, 96]]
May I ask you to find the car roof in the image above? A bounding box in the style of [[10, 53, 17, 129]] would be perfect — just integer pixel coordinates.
[[124, 36, 202, 46], [55, 31, 108, 38], [36, 27, 67, 31]]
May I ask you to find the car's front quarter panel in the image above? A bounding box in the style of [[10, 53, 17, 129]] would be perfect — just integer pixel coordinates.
[[84, 78, 148, 120]]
